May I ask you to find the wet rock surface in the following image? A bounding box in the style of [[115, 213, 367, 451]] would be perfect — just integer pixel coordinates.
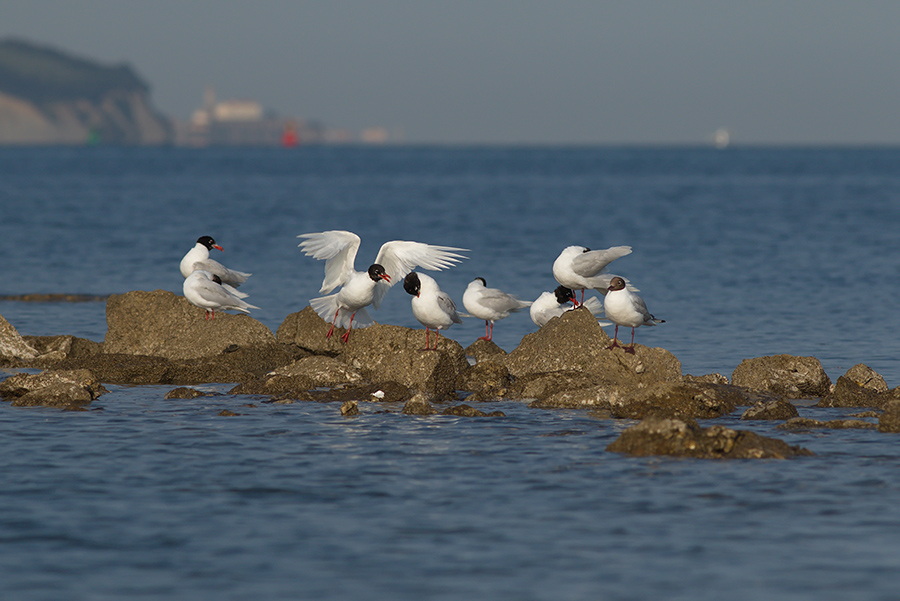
[[607, 417, 815, 459], [731, 355, 832, 399], [777, 417, 878, 430]]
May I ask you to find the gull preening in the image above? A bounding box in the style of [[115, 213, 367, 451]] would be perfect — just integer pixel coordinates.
[[552, 244, 632, 304], [604, 276, 664, 354], [462, 277, 532, 341], [298, 230, 467, 343], [530, 285, 606, 328], [180, 235, 252, 289], [183, 270, 259, 320], [404, 272, 462, 350]]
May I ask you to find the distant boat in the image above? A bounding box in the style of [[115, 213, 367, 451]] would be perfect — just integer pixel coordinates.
[[712, 128, 730, 149]]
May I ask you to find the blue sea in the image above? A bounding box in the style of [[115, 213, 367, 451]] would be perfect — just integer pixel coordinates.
[[1, 146, 900, 600]]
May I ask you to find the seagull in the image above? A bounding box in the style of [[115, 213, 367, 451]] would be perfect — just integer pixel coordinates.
[[552, 245, 632, 304], [404, 272, 462, 350], [604, 276, 664, 354], [180, 236, 252, 289], [530, 285, 606, 328], [298, 230, 467, 343], [462, 277, 532, 341], [183, 270, 259, 320]]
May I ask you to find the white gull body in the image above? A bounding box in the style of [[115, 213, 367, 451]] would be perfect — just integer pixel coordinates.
[[462, 277, 532, 341], [604, 276, 664, 353], [183, 270, 259, 320], [530, 285, 606, 328], [298, 230, 467, 342], [179, 235, 251, 290], [404, 272, 462, 350], [552, 245, 633, 303]]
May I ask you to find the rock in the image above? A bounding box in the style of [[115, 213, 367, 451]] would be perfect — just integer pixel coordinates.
[[817, 376, 900, 409], [514, 371, 603, 403], [0, 369, 103, 408], [684, 373, 730, 385], [104, 290, 275, 360], [608, 382, 741, 420], [0, 313, 39, 363], [607, 416, 814, 459], [402, 392, 436, 415], [441, 404, 505, 417], [340, 400, 360, 416], [340, 324, 469, 397], [164, 387, 209, 399], [878, 400, 900, 433], [741, 400, 800, 420], [464, 339, 507, 364], [503, 308, 681, 387], [218, 409, 241, 417], [777, 418, 878, 431], [23, 335, 102, 367], [731, 355, 831, 399], [534, 384, 629, 410], [843, 364, 889, 393], [276, 307, 346, 355], [270, 356, 363, 387], [461, 361, 512, 402]]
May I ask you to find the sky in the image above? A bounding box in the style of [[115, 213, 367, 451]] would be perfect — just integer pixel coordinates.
[[2, 1, 900, 145]]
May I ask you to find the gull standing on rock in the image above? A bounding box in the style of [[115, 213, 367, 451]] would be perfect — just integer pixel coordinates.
[[298, 230, 467, 343], [404, 272, 462, 350], [552, 244, 632, 304], [183, 270, 259, 320], [180, 236, 252, 289], [604, 276, 664, 354], [530, 285, 607, 328], [462, 277, 532, 341]]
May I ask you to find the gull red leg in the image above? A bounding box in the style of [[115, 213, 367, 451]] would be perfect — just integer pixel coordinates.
[[626, 327, 637, 354], [608, 325, 621, 350], [326, 307, 340, 338], [341, 312, 356, 343]]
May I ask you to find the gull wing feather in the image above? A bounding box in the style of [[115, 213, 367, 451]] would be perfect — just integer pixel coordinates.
[[437, 292, 463, 324], [372, 240, 467, 309], [194, 277, 258, 313], [477, 289, 533, 314], [570, 246, 632, 277], [297, 230, 362, 294]]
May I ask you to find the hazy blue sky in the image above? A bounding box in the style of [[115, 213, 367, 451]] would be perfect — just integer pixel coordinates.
[[3, 1, 899, 145]]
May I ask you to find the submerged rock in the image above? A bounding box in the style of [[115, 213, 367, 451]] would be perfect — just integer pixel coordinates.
[[441, 404, 505, 417], [607, 416, 814, 459], [777, 417, 878, 431], [741, 400, 800, 420], [104, 290, 275, 360], [0, 368, 104, 408], [878, 400, 900, 433], [731, 355, 831, 399], [402, 392, 437, 415]]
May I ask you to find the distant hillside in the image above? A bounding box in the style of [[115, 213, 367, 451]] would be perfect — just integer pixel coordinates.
[[0, 38, 172, 144]]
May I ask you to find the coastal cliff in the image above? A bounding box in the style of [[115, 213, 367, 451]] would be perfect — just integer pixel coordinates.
[[0, 38, 172, 145]]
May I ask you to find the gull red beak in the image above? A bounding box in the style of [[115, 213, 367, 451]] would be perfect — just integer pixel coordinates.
[[380, 274, 391, 282], [213, 245, 224, 251]]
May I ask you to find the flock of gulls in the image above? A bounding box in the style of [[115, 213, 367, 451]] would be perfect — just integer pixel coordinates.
[[180, 231, 664, 353]]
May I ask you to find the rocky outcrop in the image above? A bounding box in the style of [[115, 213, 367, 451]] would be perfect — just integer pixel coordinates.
[[731, 355, 832, 399], [104, 290, 276, 360], [878, 400, 900, 433], [816, 365, 900, 409], [0, 39, 172, 145], [502, 308, 682, 387], [607, 417, 814, 459]]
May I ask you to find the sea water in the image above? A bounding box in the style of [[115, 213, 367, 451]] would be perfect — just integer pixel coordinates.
[[1, 146, 899, 599]]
